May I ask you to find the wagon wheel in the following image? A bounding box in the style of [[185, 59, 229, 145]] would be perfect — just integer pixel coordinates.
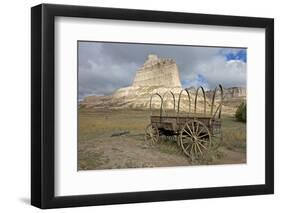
[[180, 120, 211, 157], [145, 124, 159, 145]]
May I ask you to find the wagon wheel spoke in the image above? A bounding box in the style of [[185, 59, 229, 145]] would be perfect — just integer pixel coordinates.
[[181, 135, 192, 145], [191, 143, 198, 156], [183, 128, 192, 137], [183, 143, 192, 152], [181, 136, 193, 156], [190, 143, 194, 155], [196, 122, 200, 134], [181, 139, 190, 144], [197, 133, 209, 139], [197, 140, 208, 150], [151, 135, 157, 142], [192, 143, 196, 155], [192, 120, 195, 133], [195, 143, 203, 155], [184, 144, 193, 154], [185, 123, 193, 137], [197, 126, 205, 136], [197, 138, 209, 144]]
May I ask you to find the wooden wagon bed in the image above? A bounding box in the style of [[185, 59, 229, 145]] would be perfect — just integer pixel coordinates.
[[150, 115, 221, 136], [145, 85, 224, 158]]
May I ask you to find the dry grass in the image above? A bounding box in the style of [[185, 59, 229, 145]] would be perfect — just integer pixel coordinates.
[[221, 116, 246, 152], [78, 108, 246, 170]]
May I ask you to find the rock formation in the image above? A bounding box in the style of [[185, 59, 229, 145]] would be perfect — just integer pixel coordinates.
[[80, 54, 246, 115], [224, 87, 246, 98], [132, 54, 182, 87], [100, 54, 184, 109]]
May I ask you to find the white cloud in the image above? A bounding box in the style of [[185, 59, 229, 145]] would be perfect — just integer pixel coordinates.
[[79, 59, 138, 98], [182, 56, 246, 89]]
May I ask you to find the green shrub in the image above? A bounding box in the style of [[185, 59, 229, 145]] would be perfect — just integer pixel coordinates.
[[235, 102, 246, 122]]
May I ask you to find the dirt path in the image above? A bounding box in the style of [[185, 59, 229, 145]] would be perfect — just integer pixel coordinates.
[[78, 109, 246, 170], [78, 133, 245, 170], [78, 135, 191, 170]]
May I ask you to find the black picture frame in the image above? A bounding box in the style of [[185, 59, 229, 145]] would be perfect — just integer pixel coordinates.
[[31, 3, 274, 209]]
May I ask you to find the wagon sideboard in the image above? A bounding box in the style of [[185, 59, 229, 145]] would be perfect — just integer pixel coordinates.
[[150, 115, 221, 135]]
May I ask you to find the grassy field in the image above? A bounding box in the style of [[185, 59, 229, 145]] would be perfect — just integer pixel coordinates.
[[78, 108, 246, 170]]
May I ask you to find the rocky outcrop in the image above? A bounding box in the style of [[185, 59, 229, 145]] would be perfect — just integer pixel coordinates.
[[224, 87, 246, 98], [80, 54, 185, 109], [132, 54, 182, 88], [80, 54, 246, 115]]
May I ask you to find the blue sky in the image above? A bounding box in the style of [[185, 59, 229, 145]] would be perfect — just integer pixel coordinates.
[[78, 42, 247, 99], [223, 49, 247, 62]]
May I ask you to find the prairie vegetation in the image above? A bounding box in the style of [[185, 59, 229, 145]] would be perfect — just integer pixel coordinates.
[[78, 108, 246, 170]]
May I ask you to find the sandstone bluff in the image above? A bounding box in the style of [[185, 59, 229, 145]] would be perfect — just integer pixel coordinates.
[[80, 54, 246, 115], [132, 54, 182, 88]]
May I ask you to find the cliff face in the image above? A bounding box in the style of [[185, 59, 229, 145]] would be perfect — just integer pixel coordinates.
[[206, 87, 246, 100], [107, 54, 183, 109], [132, 54, 182, 88], [224, 87, 246, 98]]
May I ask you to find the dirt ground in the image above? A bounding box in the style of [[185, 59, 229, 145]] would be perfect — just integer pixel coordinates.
[[78, 108, 246, 170]]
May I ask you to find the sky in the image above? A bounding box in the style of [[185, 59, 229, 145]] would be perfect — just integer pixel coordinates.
[[78, 41, 247, 100]]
